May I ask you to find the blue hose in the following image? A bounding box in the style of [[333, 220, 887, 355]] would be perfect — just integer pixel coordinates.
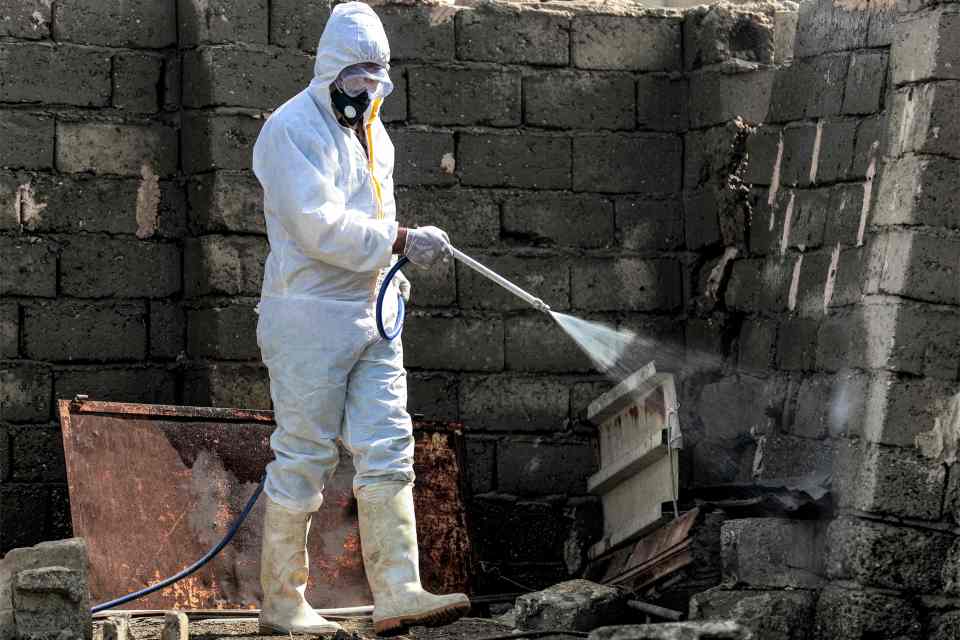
[[376, 257, 409, 340], [90, 475, 266, 613]]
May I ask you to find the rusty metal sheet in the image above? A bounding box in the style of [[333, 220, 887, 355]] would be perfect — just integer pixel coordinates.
[[59, 399, 473, 611]]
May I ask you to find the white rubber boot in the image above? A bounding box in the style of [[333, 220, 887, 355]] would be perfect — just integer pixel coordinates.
[[258, 496, 343, 635], [357, 481, 470, 636]]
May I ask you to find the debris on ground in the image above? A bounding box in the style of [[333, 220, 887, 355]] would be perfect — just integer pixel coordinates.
[[510, 579, 628, 632]]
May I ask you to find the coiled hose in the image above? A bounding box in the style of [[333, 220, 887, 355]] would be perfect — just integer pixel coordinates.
[[375, 256, 409, 340]]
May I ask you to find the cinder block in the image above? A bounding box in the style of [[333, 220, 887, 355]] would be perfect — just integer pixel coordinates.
[[183, 362, 271, 409], [571, 258, 682, 312], [737, 318, 777, 372], [184, 235, 268, 297], [0, 302, 17, 358], [0, 363, 51, 422], [687, 69, 775, 128], [777, 316, 820, 371], [795, 0, 870, 57], [744, 125, 781, 186], [788, 190, 830, 252], [459, 375, 570, 432], [381, 65, 406, 123], [0, 0, 51, 39], [683, 4, 775, 71], [844, 439, 947, 518], [889, 81, 960, 159], [457, 256, 569, 312], [408, 67, 520, 126], [9, 426, 65, 482], [826, 245, 865, 307], [0, 238, 56, 297], [792, 370, 867, 439], [23, 301, 147, 362], [178, 0, 268, 45], [189, 172, 265, 234], [844, 50, 888, 114], [504, 315, 593, 373], [464, 435, 495, 494], [182, 46, 310, 109], [0, 43, 110, 107], [113, 53, 162, 112], [697, 374, 786, 441], [497, 438, 594, 495], [54, 366, 177, 406], [690, 589, 815, 640], [187, 304, 259, 360], [862, 372, 958, 449], [57, 122, 177, 177], [893, 7, 960, 85], [53, 0, 175, 47], [470, 497, 577, 564], [181, 113, 263, 173], [457, 6, 568, 66], [395, 188, 498, 248], [778, 123, 817, 188], [269, 0, 330, 50], [868, 0, 896, 47], [524, 71, 634, 130], [826, 516, 952, 592], [388, 128, 456, 186], [402, 314, 504, 372], [850, 115, 885, 178], [60, 236, 180, 298], [872, 230, 959, 306], [720, 518, 823, 588], [408, 373, 458, 422], [874, 154, 960, 230], [572, 15, 681, 71], [0, 112, 53, 169], [162, 51, 181, 111], [381, 4, 456, 61], [769, 54, 849, 122], [753, 433, 833, 479], [725, 258, 789, 313], [814, 118, 857, 184], [504, 193, 615, 249], [399, 259, 456, 308], [573, 134, 680, 194], [615, 197, 682, 250], [150, 301, 185, 360], [636, 75, 688, 132], [459, 132, 570, 189]]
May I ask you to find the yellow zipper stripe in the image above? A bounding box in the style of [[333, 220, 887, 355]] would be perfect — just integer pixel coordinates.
[[366, 97, 384, 220]]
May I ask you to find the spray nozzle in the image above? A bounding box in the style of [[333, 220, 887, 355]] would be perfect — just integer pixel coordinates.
[[533, 299, 551, 313]]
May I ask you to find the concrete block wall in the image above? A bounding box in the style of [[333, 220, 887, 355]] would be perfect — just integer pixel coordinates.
[[1, 0, 958, 624]]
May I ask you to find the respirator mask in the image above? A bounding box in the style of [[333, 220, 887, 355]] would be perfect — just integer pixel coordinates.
[[331, 63, 391, 126]]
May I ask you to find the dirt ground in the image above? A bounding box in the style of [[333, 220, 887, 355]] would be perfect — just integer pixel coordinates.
[[93, 615, 520, 640]]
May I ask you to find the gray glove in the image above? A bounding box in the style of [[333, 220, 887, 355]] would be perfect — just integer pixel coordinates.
[[404, 226, 451, 267], [395, 270, 411, 303]]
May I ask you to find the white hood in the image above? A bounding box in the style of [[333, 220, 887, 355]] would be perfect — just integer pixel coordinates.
[[308, 2, 393, 110]]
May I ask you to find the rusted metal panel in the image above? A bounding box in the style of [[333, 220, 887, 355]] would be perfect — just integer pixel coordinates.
[[59, 399, 473, 611]]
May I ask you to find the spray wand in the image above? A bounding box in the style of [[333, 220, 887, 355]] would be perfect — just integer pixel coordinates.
[[376, 246, 551, 339]]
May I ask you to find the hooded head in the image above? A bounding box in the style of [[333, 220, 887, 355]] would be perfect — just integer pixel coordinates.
[[309, 2, 393, 113]]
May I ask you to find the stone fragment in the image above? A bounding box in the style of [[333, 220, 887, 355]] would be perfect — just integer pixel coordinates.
[[690, 589, 815, 640], [684, 5, 775, 70], [513, 579, 627, 632], [813, 586, 922, 640], [161, 611, 188, 640], [102, 615, 130, 640]]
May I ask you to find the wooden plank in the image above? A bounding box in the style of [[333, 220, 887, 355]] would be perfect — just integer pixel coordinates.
[[587, 429, 668, 495]]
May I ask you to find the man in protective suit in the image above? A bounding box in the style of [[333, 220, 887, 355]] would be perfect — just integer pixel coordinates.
[[251, 2, 469, 635]]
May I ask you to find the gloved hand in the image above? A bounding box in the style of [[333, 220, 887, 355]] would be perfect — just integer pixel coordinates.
[[403, 226, 451, 268], [395, 270, 411, 303]]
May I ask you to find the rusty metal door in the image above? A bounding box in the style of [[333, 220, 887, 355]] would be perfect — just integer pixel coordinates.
[[59, 399, 472, 610]]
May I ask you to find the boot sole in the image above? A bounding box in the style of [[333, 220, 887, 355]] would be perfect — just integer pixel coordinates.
[[374, 600, 471, 636]]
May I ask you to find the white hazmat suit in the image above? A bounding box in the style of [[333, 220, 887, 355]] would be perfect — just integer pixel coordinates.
[[252, 2, 468, 636]]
